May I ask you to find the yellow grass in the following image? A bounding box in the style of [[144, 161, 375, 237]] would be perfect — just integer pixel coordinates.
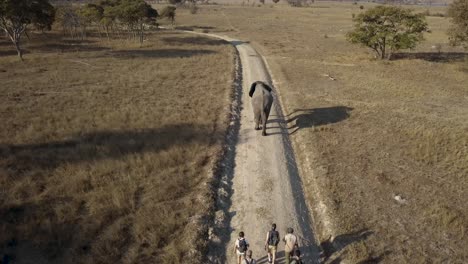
[[0, 30, 233, 263], [176, 3, 468, 262]]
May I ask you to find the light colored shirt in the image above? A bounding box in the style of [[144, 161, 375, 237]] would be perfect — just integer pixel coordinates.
[[235, 238, 249, 254], [284, 233, 297, 252]]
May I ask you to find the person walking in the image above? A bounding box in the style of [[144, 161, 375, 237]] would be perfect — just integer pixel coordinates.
[[264, 223, 280, 263], [234, 231, 249, 264], [242, 250, 257, 264], [283, 227, 299, 264], [290, 249, 303, 264]]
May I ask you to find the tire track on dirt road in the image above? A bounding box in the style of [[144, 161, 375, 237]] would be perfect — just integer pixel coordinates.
[[177, 30, 321, 264]]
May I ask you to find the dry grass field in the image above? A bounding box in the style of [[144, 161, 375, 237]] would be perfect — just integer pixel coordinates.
[[0, 30, 233, 263], [175, 3, 467, 262]]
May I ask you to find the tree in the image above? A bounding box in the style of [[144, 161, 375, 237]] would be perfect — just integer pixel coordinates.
[[160, 6, 176, 28], [346, 5, 429, 59], [78, 3, 104, 38], [55, 4, 81, 38], [107, 0, 158, 44], [447, 0, 468, 49], [272, 0, 280, 3], [0, 0, 55, 60]]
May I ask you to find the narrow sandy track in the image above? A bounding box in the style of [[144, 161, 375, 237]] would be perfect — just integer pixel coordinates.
[[178, 30, 320, 264]]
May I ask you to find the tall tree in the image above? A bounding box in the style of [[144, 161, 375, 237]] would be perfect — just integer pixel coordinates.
[[79, 3, 104, 38], [160, 6, 176, 28], [447, 0, 468, 49], [346, 6, 429, 59], [106, 0, 158, 44], [0, 0, 55, 60]]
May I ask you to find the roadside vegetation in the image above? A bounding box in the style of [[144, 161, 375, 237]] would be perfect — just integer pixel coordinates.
[[0, 4, 233, 263], [447, 0, 468, 48], [176, 3, 467, 262]]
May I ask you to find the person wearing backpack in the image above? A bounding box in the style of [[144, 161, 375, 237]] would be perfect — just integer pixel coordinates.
[[234, 231, 249, 264], [242, 250, 257, 264], [283, 227, 299, 264], [264, 223, 280, 263]]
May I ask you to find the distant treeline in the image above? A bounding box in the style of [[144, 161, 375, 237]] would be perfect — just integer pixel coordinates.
[[55, 0, 158, 43]]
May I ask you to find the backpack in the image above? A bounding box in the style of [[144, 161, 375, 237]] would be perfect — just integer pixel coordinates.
[[268, 231, 279, 246], [238, 238, 248, 253]]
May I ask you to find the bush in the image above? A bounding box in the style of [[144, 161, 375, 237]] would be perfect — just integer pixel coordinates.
[[359, 5, 364, 9]]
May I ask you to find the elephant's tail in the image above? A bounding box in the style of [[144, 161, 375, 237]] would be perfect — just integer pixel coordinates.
[[249, 82, 258, 97]]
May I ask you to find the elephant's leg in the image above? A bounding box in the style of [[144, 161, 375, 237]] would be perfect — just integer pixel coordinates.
[[261, 111, 267, 136], [254, 112, 261, 130], [265, 106, 271, 123]]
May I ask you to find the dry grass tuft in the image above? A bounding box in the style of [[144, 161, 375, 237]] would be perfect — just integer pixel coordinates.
[[0, 30, 233, 263]]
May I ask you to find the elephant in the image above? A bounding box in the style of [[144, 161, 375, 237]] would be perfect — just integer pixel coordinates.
[[249, 81, 274, 136]]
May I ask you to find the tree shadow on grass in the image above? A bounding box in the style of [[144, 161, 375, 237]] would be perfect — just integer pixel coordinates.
[[0, 123, 215, 175], [0, 40, 11, 47], [0, 123, 219, 263], [108, 48, 217, 59], [0, 196, 133, 264], [162, 36, 227, 46], [175, 26, 216, 31], [0, 49, 23, 57], [391, 52, 466, 63], [28, 42, 111, 53], [320, 229, 374, 262]]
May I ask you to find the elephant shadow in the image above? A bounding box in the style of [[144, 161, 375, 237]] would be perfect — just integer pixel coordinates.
[[269, 106, 353, 135]]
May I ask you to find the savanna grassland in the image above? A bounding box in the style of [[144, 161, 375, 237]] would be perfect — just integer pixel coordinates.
[[175, 3, 468, 262], [0, 30, 233, 263]]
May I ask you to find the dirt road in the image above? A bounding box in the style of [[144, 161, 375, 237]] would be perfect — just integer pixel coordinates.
[[181, 30, 320, 264]]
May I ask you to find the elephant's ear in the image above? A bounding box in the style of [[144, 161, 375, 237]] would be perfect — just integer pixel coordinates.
[[249, 82, 257, 97]]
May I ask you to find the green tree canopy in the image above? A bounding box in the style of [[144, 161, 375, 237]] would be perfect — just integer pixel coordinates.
[[0, 0, 55, 60], [447, 0, 468, 49], [346, 6, 429, 59], [105, 0, 158, 44]]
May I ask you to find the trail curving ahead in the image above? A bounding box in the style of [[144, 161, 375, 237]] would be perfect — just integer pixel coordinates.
[[178, 30, 320, 264]]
